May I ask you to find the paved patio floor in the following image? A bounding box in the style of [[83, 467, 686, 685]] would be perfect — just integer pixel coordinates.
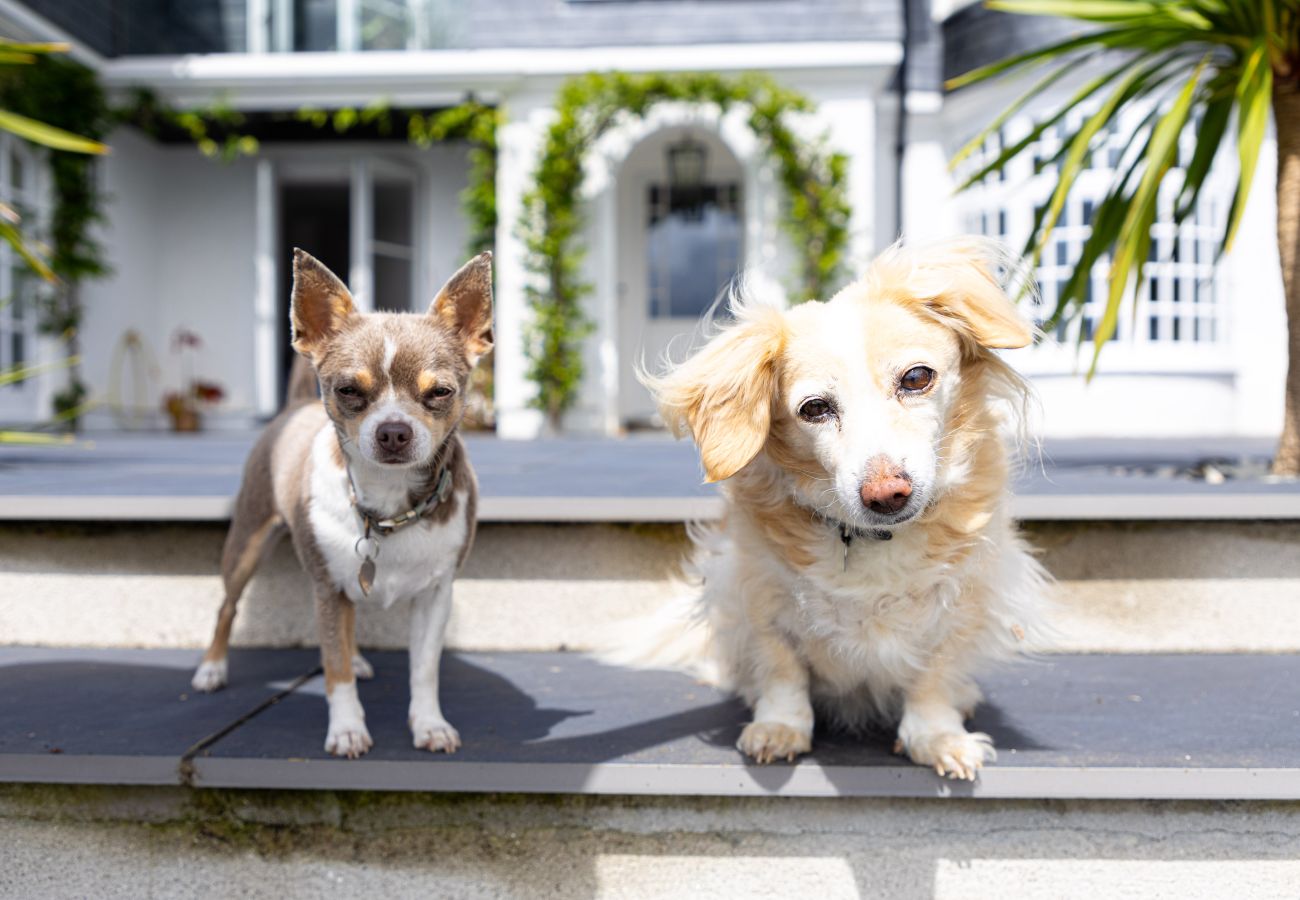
[[0, 432, 1296, 521]]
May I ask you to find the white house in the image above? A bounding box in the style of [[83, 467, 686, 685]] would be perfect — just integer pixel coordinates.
[[0, 0, 1288, 440]]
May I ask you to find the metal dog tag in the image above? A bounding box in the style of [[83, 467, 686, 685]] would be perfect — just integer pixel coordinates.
[[355, 533, 380, 597], [358, 557, 376, 596]]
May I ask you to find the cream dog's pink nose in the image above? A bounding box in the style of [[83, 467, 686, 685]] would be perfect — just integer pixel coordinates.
[[860, 469, 912, 514]]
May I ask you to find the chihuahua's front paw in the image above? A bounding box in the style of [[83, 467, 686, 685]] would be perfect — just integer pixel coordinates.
[[324, 721, 373, 758], [410, 716, 461, 754], [352, 653, 374, 680], [190, 659, 228, 693], [737, 721, 812, 764], [899, 729, 994, 781]]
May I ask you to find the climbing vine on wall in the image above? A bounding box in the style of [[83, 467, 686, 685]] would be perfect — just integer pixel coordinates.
[[0, 54, 112, 423], [519, 71, 852, 430]]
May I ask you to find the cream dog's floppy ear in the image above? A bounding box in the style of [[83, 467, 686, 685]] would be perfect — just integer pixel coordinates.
[[431, 251, 494, 364], [871, 240, 1035, 350], [648, 310, 785, 483], [930, 255, 1035, 350], [290, 249, 357, 357]]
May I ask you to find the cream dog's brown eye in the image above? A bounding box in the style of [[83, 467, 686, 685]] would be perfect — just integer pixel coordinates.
[[798, 397, 834, 421], [899, 366, 934, 394]]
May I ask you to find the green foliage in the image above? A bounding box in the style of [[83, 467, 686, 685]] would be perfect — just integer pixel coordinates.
[[950, 0, 1300, 373], [0, 49, 112, 428], [409, 102, 500, 257], [521, 71, 852, 427]]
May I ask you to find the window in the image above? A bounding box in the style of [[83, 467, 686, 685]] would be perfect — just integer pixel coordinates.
[[953, 100, 1230, 367], [0, 135, 44, 395], [646, 184, 741, 319], [261, 0, 457, 52]]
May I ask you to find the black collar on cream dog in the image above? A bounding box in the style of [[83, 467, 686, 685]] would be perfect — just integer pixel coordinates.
[[802, 508, 892, 571]]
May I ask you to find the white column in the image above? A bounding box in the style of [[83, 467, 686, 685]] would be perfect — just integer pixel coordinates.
[[493, 92, 552, 439], [337, 0, 359, 51], [349, 157, 374, 311], [597, 178, 621, 435], [253, 159, 279, 417], [246, 0, 269, 53]]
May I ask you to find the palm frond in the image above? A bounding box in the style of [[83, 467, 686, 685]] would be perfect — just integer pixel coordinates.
[[951, 0, 1288, 370]]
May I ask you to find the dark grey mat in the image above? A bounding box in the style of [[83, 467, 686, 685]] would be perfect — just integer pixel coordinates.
[[2, 648, 1298, 797]]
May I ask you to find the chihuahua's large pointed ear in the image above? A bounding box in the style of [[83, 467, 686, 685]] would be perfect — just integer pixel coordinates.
[[431, 251, 494, 364], [290, 249, 356, 357], [919, 244, 1035, 350], [646, 311, 784, 483]]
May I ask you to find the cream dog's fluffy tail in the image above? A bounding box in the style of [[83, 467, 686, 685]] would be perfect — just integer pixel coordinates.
[[596, 589, 727, 688]]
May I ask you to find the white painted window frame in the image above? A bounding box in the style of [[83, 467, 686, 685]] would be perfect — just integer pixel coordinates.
[[0, 133, 49, 421], [954, 99, 1236, 376]]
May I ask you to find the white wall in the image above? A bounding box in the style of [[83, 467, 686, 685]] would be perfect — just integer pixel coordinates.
[[81, 129, 259, 430]]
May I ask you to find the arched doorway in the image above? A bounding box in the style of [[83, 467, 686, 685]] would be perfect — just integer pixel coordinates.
[[615, 127, 746, 426]]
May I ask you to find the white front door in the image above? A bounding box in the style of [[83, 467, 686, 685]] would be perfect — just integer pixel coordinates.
[[618, 178, 743, 426]]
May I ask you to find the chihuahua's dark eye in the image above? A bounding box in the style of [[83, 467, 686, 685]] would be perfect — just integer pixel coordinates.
[[431, 386, 454, 399], [899, 366, 935, 394], [798, 397, 834, 422], [335, 384, 361, 398]]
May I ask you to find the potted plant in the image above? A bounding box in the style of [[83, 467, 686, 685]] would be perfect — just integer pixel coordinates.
[[162, 328, 224, 432]]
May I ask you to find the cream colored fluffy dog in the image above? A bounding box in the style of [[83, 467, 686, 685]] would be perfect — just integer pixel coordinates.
[[630, 240, 1049, 780]]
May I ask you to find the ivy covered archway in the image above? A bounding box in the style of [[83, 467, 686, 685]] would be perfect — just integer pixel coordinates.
[[518, 71, 853, 429]]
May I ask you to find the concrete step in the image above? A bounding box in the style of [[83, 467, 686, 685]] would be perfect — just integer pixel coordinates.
[[4, 647, 1298, 799], [2, 520, 1300, 653], [5, 784, 1299, 899]]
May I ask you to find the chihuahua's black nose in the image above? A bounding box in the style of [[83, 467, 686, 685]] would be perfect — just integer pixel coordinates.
[[376, 421, 413, 453]]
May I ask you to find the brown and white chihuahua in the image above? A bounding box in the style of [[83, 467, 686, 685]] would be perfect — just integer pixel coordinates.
[[190, 248, 493, 758]]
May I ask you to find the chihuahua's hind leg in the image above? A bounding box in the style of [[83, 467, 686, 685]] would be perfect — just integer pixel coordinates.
[[191, 512, 284, 692]]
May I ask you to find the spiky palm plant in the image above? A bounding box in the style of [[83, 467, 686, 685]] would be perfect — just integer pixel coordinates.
[[950, 0, 1300, 475]]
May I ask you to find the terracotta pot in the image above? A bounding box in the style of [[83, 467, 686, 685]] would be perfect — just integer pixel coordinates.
[[169, 407, 201, 432]]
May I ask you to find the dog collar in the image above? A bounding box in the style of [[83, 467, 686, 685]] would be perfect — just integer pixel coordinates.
[[800, 509, 891, 571], [347, 465, 454, 537], [341, 434, 457, 596]]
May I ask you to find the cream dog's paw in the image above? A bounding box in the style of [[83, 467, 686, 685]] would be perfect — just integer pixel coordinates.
[[352, 653, 375, 680], [410, 717, 461, 754], [190, 659, 228, 693], [900, 729, 995, 781], [324, 721, 373, 759], [737, 721, 812, 764]]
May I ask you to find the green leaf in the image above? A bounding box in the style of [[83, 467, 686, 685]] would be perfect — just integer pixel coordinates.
[[1031, 57, 1173, 268], [0, 357, 74, 388], [1221, 40, 1271, 252], [0, 110, 107, 154], [1174, 93, 1232, 223], [0, 219, 55, 281], [952, 63, 1096, 173], [1092, 58, 1207, 367]]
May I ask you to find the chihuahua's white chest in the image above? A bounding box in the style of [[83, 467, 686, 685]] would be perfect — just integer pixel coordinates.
[[307, 427, 467, 608]]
